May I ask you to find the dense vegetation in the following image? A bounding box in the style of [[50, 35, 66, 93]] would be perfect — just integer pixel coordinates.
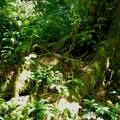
[[0, 0, 120, 120]]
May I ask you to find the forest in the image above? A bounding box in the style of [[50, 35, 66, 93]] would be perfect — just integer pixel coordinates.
[[0, 0, 120, 119]]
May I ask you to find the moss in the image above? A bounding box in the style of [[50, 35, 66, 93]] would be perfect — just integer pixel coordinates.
[[31, 44, 50, 54]]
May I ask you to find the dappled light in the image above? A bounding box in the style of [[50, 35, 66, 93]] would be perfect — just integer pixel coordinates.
[[0, 0, 120, 119]]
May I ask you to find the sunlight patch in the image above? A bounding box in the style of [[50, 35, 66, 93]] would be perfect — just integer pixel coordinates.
[[57, 98, 82, 116]]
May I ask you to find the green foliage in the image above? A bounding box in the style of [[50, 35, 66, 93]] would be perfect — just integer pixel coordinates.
[[31, 63, 67, 95], [0, 0, 119, 119], [0, 0, 117, 62], [33, 0, 82, 43], [76, 0, 117, 52], [0, 97, 54, 120], [27, 97, 54, 120], [82, 99, 119, 120], [0, 1, 36, 63]]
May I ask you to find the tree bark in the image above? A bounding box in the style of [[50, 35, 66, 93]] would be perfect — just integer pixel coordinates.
[[0, 1, 120, 104], [69, 0, 120, 103]]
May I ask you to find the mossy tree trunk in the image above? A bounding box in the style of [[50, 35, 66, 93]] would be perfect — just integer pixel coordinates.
[[68, 0, 120, 103], [0, 1, 120, 104]]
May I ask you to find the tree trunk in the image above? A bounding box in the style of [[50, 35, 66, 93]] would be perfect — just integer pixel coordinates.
[[69, 0, 120, 103], [0, 1, 120, 104]]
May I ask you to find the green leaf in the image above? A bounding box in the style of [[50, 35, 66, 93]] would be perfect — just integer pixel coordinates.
[[82, 112, 96, 120], [0, 98, 6, 104], [96, 106, 110, 114], [46, 76, 52, 85], [83, 99, 95, 105], [23, 20, 30, 27], [68, 78, 84, 86], [3, 116, 10, 120]]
